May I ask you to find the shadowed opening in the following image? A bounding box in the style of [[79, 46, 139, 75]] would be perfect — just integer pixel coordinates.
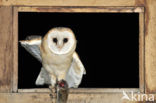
[[18, 12, 139, 88]]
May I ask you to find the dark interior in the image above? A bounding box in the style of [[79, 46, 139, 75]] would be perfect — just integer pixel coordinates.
[[18, 12, 139, 88]]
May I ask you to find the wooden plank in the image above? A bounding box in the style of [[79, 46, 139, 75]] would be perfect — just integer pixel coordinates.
[[17, 6, 144, 13], [139, 12, 145, 93], [12, 7, 18, 93], [135, 0, 145, 6], [145, 0, 156, 93], [0, 92, 151, 103], [0, 6, 13, 92], [18, 88, 140, 93], [0, 0, 136, 6]]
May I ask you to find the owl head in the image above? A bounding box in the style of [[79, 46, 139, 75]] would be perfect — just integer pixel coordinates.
[[44, 27, 76, 55]]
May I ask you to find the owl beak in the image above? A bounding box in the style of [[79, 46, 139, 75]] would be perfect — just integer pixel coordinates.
[[58, 45, 63, 49], [57, 42, 63, 49]]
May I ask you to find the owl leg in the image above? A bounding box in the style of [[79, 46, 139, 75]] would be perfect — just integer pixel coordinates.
[[49, 74, 57, 99], [50, 74, 57, 87], [49, 85, 57, 103], [49, 85, 57, 101]]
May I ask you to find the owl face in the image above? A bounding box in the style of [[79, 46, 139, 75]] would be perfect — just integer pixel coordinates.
[[47, 28, 76, 55]]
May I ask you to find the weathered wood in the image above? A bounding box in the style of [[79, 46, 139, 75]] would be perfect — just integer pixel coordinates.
[[144, 0, 156, 93], [17, 6, 144, 13], [0, 6, 13, 92], [135, 0, 145, 6], [3, 0, 156, 102], [0, 0, 136, 6], [139, 12, 145, 93], [12, 7, 18, 93], [18, 88, 139, 93], [0, 92, 152, 103]]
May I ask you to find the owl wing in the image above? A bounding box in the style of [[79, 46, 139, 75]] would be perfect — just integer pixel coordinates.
[[35, 67, 51, 85], [66, 52, 86, 88], [19, 36, 42, 62], [20, 36, 51, 85]]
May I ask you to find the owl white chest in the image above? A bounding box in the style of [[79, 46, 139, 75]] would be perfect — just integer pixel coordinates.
[[42, 51, 73, 78]]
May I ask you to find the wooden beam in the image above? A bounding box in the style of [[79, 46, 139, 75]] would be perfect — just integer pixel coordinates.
[[144, 0, 156, 93], [0, 0, 137, 6], [12, 7, 18, 93], [139, 12, 145, 93], [17, 6, 144, 13], [18, 88, 140, 93], [0, 92, 153, 103], [0, 6, 13, 92]]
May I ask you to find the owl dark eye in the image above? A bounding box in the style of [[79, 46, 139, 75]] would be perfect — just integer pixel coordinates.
[[53, 38, 57, 43], [63, 38, 68, 43]]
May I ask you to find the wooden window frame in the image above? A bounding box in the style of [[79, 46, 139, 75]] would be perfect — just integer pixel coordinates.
[[12, 6, 145, 94], [2, 0, 156, 102]]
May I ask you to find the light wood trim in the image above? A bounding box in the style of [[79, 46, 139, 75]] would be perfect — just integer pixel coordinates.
[[18, 89, 50, 93], [139, 12, 145, 93], [18, 88, 139, 93], [17, 6, 144, 13], [0, 0, 137, 6], [12, 7, 18, 93]]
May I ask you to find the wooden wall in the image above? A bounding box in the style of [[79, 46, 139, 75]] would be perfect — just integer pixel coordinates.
[[0, 0, 136, 6], [0, 0, 156, 102], [0, 6, 13, 92], [144, 0, 156, 93]]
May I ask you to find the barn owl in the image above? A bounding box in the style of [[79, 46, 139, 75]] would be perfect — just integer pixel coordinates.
[[20, 27, 86, 88]]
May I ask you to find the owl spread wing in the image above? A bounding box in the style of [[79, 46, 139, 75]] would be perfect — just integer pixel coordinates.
[[19, 36, 42, 62], [66, 52, 86, 88], [20, 36, 51, 85]]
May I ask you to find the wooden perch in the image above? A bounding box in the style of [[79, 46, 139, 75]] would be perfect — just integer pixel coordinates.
[[49, 80, 69, 103]]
